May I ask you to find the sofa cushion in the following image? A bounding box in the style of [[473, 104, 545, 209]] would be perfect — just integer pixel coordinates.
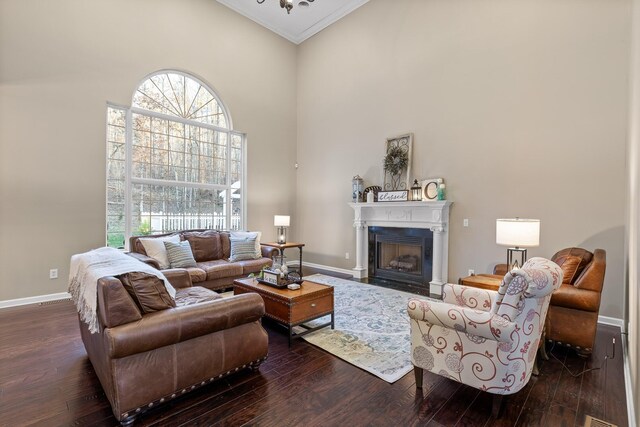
[[184, 267, 207, 283], [139, 234, 180, 269], [182, 230, 222, 262], [197, 260, 243, 280], [165, 241, 197, 268], [220, 232, 231, 259], [556, 255, 582, 285], [117, 272, 176, 314], [552, 248, 593, 284], [236, 258, 272, 275], [175, 286, 222, 306], [230, 237, 260, 262]]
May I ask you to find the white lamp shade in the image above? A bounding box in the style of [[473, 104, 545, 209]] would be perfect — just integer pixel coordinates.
[[496, 218, 540, 247], [274, 215, 290, 227]]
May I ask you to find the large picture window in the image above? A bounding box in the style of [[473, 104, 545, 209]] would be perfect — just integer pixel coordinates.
[[106, 71, 245, 248]]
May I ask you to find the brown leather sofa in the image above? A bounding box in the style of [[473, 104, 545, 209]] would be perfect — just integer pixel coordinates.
[[495, 247, 606, 355], [128, 229, 278, 291], [79, 268, 269, 426]]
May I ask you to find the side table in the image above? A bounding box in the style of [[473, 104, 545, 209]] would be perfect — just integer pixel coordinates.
[[458, 274, 502, 291], [260, 242, 305, 274]]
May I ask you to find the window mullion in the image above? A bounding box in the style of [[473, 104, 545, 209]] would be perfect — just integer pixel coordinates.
[[124, 108, 133, 249], [226, 131, 232, 230]]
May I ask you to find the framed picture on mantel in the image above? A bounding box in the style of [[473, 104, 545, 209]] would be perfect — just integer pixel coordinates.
[[377, 190, 409, 202]]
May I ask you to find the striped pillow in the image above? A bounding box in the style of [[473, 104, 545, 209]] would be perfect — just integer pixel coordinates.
[[229, 236, 260, 262], [164, 240, 197, 268]]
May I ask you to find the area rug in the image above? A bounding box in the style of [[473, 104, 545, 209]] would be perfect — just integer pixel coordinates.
[[297, 274, 427, 383]]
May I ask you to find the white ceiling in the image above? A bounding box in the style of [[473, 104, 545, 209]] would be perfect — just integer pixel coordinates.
[[216, 0, 369, 44]]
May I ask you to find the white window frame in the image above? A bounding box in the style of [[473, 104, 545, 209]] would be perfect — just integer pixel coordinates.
[[106, 70, 247, 249]]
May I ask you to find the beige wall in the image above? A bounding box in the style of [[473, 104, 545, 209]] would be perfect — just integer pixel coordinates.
[[627, 0, 639, 422], [0, 0, 297, 301], [297, 0, 630, 319]]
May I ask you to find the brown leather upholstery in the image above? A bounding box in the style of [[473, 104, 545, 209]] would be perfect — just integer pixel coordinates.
[[128, 229, 278, 291], [81, 275, 269, 425], [547, 248, 606, 354], [492, 248, 606, 354]]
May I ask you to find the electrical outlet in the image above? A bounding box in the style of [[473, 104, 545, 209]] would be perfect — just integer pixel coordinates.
[[345, 252, 350, 260], [49, 269, 58, 279], [463, 219, 469, 227], [468, 269, 475, 276]]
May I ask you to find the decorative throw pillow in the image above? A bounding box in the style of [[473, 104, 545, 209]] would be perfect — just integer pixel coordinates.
[[558, 255, 583, 284], [139, 234, 180, 269], [164, 240, 197, 268], [229, 236, 261, 262], [230, 231, 262, 259], [182, 230, 222, 262], [117, 271, 176, 314]]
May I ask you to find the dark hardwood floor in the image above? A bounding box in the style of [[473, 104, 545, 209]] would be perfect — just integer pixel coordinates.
[[0, 276, 628, 427]]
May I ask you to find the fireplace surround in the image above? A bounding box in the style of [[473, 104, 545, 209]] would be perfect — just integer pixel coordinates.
[[349, 201, 452, 295]]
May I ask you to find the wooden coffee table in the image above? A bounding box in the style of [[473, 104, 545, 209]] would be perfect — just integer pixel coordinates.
[[233, 278, 334, 346]]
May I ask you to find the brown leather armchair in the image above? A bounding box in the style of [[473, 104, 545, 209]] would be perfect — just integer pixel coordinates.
[[547, 248, 606, 355], [495, 247, 606, 355]]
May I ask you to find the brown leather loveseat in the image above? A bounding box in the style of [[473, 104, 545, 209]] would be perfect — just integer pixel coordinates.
[[78, 268, 269, 426], [128, 229, 278, 291]]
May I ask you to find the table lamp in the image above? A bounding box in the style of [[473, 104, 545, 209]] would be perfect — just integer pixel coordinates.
[[496, 218, 540, 270], [274, 215, 290, 244]]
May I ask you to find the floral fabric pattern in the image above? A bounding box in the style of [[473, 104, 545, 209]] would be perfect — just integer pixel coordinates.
[[408, 257, 562, 396]]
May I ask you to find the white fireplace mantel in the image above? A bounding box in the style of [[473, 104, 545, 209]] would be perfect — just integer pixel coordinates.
[[348, 201, 452, 296]]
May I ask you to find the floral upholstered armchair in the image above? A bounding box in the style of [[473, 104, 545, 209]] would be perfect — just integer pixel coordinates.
[[407, 257, 562, 415]]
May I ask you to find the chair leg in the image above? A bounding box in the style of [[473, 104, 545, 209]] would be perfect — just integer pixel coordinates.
[[414, 366, 423, 389], [491, 394, 504, 418], [532, 356, 540, 376], [539, 332, 550, 362]]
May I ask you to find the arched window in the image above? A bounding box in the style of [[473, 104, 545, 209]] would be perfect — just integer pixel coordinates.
[[106, 71, 245, 248]]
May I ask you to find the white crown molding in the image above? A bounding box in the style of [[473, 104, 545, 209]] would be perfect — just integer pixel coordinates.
[[217, 0, 369, 45], [294, 0, 369, 44]]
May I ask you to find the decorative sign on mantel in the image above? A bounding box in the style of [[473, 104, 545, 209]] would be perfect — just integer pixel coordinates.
[[378, 190, 409, 202]]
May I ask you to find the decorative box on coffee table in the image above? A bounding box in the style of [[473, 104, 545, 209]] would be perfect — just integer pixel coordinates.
[[233, 278, 334, 346]]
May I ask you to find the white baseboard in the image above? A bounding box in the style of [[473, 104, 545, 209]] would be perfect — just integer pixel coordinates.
[[598, 315, 625, 329], [622, 334, 637, 427], [286, 261, 355, 278], [0, 292, 71, 309]]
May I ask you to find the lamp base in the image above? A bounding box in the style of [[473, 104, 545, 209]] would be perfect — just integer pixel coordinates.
[[276, 226, 287, 244], [506, 247, 528, 270]]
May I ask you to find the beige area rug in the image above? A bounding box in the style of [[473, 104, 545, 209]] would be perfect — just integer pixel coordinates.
[[295, 274, 426, 383]]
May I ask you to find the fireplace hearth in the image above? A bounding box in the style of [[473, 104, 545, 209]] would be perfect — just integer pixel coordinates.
[[368, 227, 432, 285]]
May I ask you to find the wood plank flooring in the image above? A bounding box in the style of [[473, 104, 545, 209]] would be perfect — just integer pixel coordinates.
[[0, 286, 628, 426]]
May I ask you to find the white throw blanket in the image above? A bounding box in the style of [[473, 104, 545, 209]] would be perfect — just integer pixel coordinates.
[[68, 247, 176, 333]]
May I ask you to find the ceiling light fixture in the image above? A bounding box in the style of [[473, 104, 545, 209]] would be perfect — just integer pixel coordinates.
[[257, 0, 314, 14]]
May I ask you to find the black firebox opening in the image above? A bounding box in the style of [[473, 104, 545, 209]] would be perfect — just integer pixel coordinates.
[[368, 227, 433, 286]]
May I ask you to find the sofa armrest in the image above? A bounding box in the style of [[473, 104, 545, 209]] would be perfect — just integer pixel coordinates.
[[126, 252, 160, 270], [97, 277, 142, 328], [574, 248, 606, 293], [442, 283, 495, 311], [550, 283, 601, 312], [261, 246, 279, 259], [162, 268, 192, 289], [106, 293, 265, 358], [493, 264, 508, 276], [407, 298, 515, 342]]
